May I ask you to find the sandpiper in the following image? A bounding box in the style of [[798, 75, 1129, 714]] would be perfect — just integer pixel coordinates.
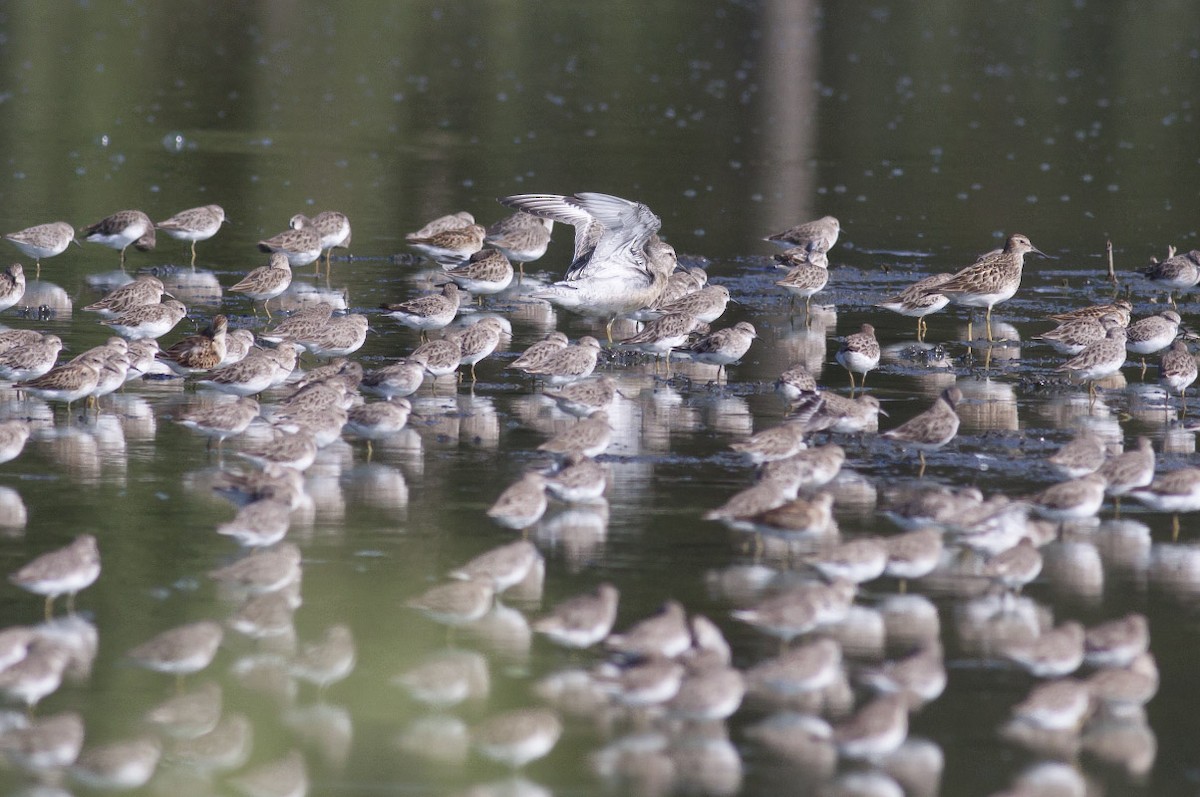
[[859, 645, 947, 708], [883, 528, 944, 590], [257, 220, 322, 268], [835, 323, 880, 392], [1003, 621, 1085, 678], [776, 258, 829, 312], [0, 264, 26, 313], [198, 349, 286, 397], [360, 359, 425, 399], [1097, 436, 1155, 510], [1025, 473, 1106, 528], [0, 419, 30, 464], [302, 313, 368, 358], [410, 337, 463, 381], [1160, 339, 1198, 410], [650, 284, 731, 324], [745, 636, 842, 698], [289, 624, 355, 692], [775, 363, 818, 400], [808, 537, 889, 584], [1129, 467, 1200, 540], [484, 210, 554, 275], [208, 543, 302, 594], [532, 582, 619, 649], [677, 321, 756, 379], [128, 621, 223, 680], [344, 397, 412, 458], [981, 538, 1043, 592], [487, 472, 549, 530], [882, 386, 962, 477], [500, 192, 675, 340], [0, 639, 69, 709], [1048, 298, 1134, 326], [393, 649, 489, 708], [10, 535, 100, 620], [746, 492, 836, 538], [407, 223, 486, 267], [764, 215, 840, 253], [230, 253, 292, 318], [407, 580, 494, 627], [452, 317, 508, 382], [83, 274, 165, 317], [80, 210, 156, 268], [4, 221, 75, 276], [155, 204, 225, 266], [216, 499, 291, 547], [510, 331, 569, 372], [291, 211, 351, 272], [730, 420, 807, 464], [544, 375, 617, 418], [260, 302, 335, 345], [538, 410, 612, 459], [0, 333, 63, 382], [1036, 312, 1123, 356], [525, 336, 603, 386], [381, 283, 462, 340], [236, 429, 319, 472], [471, 708, 562, 769], [877, 273, 953, 340], [102, 298, 188, 340], [157, 314, 228, 375], [177, 397, 261, 449], [69, 737, 161, 791], [449, 540, 542, 594], [1142, 247, 1200, 305], [1126, 310, 1181, 375], [760, 444, 846, 494], [617, 311, 703, 371], [1084, 613, 1149, 668], [228, 750, 307, 797], [1056, 321, 1128, 407], [407, 211, 475, 240], [606, 600, 691, 659], [0, 710, 85, 774], [731, 579, 856, 643], [443, 248, 514, 298], [1010, 678, 1091, 731], [16, 356, 102, 411], [833, 694, 909, 760], [926, 233, 1047, 341], [544, 453, 608, 503]]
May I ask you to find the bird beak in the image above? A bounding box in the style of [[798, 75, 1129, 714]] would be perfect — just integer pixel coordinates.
[[877, 408, 890, 417], [1032, 246, 1055, 260]]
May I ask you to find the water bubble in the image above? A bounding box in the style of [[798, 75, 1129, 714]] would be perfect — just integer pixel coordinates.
[[162, 132, 186, 153]]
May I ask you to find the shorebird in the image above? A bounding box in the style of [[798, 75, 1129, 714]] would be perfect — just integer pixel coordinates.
[[877, 273, 953, 341], [925, 233, 1047, 341], [764, 215, 840, 253], [155, 205, 225, 266], [4, 222, 75, 277], [882, 386, 962, 477], [80, 210, 156, 269], [499, 192, 675, 341], [835, 323, 880, 393]]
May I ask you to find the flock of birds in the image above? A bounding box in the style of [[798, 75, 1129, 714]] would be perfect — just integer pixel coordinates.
[[0, 189, 1189, 796]]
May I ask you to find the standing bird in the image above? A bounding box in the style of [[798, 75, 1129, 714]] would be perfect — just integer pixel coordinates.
[[1056, 320, 1128, 409], [1142, 247, 1200, 306], [835, 323, 880, 393], [1160, 339, 1198, 412], [155, 205, 226, 267], [877, 273, 953, 341], [0, 264, 26, 313], [4, 221, 75, 277], [924, 233, 1047, 341], [1125, 310, 1181, 377], [484, 210, 554, 278], [764, 215, 840, 254], [258, 218, 322, 268], [229, 253, 293, 318], [499, 192, 675, 341], [80, 210, 156, 269], [291, 211, 351, 274], [882, 386, 963, 478]]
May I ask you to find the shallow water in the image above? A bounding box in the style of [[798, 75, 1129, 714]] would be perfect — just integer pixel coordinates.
[[0, 2, 1197, 796]]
